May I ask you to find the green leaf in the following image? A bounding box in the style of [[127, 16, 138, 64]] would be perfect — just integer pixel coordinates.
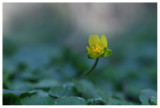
[[35, 79, 59, 89], [106, 97, 134, 105], [31, 90, 49, 97], [3, 89, 36, 98], [21, 95, 54, 105], [48, 85, 75, 98], [74, 80, 99, 99], [3, 94, 20, 105], [149, 96, 157, 105], [56, 96, 86, 105], [3, 89, 26, 96], [139, 89, 157, 105], [86, 99, 106, 105], [97, 90, 134, 105]]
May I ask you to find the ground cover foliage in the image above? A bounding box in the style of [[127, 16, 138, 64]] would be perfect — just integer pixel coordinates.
[[3, 34, 157, 105]]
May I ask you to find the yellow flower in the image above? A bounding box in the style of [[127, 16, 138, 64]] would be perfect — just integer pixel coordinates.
[[86, 34, 112, 59]]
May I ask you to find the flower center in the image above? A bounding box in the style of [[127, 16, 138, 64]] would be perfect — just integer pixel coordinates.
[[92, 44, 104, 56]]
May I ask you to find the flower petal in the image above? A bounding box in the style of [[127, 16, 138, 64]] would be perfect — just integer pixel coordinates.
[[101, 35, 108, 48], [86, 46, 91, 53], [89, 35, 101, 47]]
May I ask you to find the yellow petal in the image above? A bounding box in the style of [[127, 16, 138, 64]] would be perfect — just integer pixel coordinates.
[[101, 35, 108, 48], [86, 46, 91, 53], [89, 35, 101, 48]]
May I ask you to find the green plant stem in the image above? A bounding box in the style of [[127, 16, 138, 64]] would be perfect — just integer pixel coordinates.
[[78, 58, 99, 80]]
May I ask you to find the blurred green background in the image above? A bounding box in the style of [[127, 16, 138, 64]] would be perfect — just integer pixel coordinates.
[[3, 3, 157, 105]]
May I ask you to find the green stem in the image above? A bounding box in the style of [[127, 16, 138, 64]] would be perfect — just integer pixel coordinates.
[[78, 58, 99, 80]]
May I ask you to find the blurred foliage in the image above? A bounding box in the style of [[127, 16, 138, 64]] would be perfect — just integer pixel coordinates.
[[139, 89, 157, 105], [3, 33, 157, 105]]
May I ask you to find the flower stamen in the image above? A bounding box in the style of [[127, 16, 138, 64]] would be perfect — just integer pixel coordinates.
[[92, 44, 104, 56]]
